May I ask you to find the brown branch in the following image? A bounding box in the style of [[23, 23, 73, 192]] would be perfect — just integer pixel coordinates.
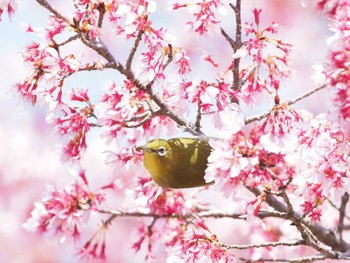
[[241, 254, 328, 263], [151, 93, 200, 135], [242, 255, 350, 263], [338, 192, 349, 241], [231, 0, 242, 92], [37, 0, 199, 137], [126, 30, 144, 70], [244, 84, 326, 124], [97, 208, 289, 222], [78, 34, 126, 73], [285, 84, 326, 105], [279, 188, 316, 250], [222, 239, 305, 250], [36, 0, 70, 23], [195, 98, 202, 132], [56, 35, 79, 47], [97, 2, 106, 28], [220, 27, 235, 50], [326, 197, 350, 221], [250, 187, 349, 256]]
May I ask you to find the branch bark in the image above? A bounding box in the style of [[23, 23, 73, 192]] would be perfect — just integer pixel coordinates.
[[250, 187, 350, 255], [244, 84, 327, 124]]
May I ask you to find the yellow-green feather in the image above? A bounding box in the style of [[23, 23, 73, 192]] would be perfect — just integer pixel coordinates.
[[142, 138, 213, 188]]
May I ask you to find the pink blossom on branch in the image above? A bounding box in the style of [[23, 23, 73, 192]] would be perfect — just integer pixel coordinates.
[[239, 8, 293, 105], [171, 0, 228, 35], [23, 176, 105, 241]]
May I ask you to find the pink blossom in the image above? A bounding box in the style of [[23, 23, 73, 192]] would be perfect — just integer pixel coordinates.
[[205, 135, 248, 199], [134, 178, 195, 216], [23, 181, 105, 240], [240, 9, 292, 105], [0, 0, 19, 21], [315, 0, 350, 120], [46, 95, 94, 162], [175, 50, 192, 75], [183, 0, 227, 35], [175, 217, 236, 262], [260, 104, 304, 137]]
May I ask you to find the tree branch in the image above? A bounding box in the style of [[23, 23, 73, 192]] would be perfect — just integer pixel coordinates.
[[126, 30, 144, 71], [56, 35, 79, 47], [231, 0, 242, 92], [151, 93, 201, 135], [220, 27, 235, 50], [36, 0, 70, 23], [338, 192, 349, 241], [97, 2, 106, 28], [244, 84, 326, 124], [97, 208, 289, 221], [195, 98, 202, 132], [222, 239, 305, 250], [240, 254, 328, 263], [250, 187, 350, 255]]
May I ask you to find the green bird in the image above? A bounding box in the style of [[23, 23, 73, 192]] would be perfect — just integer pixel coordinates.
[[136, 138, 214, 189]]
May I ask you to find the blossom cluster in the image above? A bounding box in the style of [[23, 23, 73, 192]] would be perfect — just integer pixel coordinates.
[[316, 0, 350, 120], [23, 169, 105, 241], [174, 217, 236, 263], [239, 8, 293, 105], [171, 0, 229, 35], [294, 116, 350, 220], [130, 178, 221, 261]]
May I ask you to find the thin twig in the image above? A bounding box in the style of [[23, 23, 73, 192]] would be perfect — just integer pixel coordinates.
[[151, 93, 200, 135], [244, 84, 326, 124], [145, 44, 174, 90], [240, 254, 328, 263], [126, 30, 144, 70], [56, 35, 79, 46], [220, 27, 235, 49], [326, 197, 350, 221], [36, 0, 70, 23], [222, 239, 305, 250], [285, 84, 326, 105], [96, 208, 289, 222]]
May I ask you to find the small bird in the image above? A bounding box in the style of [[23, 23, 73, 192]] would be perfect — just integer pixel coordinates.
[[136, 137, 214, 189]]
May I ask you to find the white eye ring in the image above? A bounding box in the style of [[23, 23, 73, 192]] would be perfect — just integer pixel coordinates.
[[157, 146, 167, 157]]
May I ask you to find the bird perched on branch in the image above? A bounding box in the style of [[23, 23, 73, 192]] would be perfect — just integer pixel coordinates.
[[136, 137, 214, 189]]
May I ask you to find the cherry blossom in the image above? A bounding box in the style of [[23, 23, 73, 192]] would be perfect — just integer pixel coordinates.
[[23, 179, 105, 240], [0, 0, 19, 21]]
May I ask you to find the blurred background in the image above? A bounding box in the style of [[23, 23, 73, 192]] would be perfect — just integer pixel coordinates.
[[0, 0, 332, 262]]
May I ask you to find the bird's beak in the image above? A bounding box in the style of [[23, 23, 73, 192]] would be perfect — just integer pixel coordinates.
[[135, 146, 152, 153]]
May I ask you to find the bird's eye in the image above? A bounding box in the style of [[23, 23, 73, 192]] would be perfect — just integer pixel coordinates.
[[157, 146, 167, 157]]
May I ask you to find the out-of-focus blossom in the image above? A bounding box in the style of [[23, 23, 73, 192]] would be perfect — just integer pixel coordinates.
[[314, 0, 350, 120], [0, 0, 19, 21], [23, 179, 105, 241], [173, 216, 236, 262]]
